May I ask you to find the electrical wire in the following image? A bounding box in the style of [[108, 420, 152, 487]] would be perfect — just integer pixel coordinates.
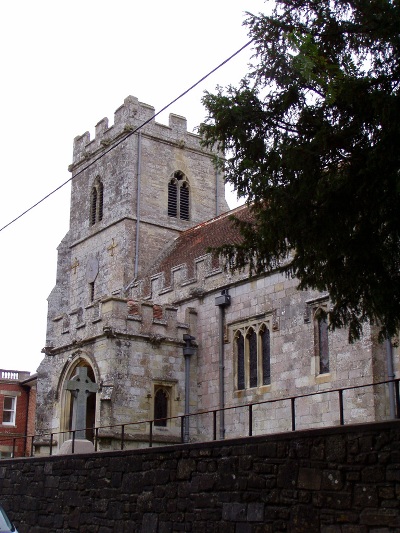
[[0, 39, 253, 234]]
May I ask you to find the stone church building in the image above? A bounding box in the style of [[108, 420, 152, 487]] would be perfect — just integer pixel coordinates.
[[35, 96, 397, 453]]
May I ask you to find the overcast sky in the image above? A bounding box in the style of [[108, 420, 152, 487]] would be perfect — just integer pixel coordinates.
[[0, 0, 268, 374]]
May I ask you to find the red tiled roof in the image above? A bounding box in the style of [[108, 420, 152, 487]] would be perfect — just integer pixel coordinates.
[[146, 205, 251, 284]]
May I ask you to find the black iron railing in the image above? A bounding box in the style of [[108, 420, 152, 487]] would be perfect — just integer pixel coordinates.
[[1, 378, 399, 458]]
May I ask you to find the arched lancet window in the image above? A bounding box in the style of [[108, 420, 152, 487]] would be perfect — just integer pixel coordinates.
[[97, 181, 103, 222], [168, 171, 190, 220], [236, 332, 245, 391], [248, 328, 258, 388], [180, 182, 189, 220], [90, 178, 104, 226], [315, 308, 329, 374], [234, 319, 273, 391], [90, 188, 97, 226], [154, 388, 169, 426], [260, 325, 271, 386], [168, 180, 177, 217]]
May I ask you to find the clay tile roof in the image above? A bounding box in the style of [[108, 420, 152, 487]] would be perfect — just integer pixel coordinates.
[[147, 204, 251, 283]]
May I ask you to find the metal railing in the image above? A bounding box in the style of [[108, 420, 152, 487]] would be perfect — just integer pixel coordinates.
[[1, 378, 399, 458]]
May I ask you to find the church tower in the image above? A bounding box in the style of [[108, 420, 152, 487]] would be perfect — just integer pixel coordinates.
[[35, 96, 228, 452]]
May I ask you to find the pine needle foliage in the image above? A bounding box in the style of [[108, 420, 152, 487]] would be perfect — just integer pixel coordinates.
[[200, 0, 400, 341]]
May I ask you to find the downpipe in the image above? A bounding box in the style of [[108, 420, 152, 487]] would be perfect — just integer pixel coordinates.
[[215, 289, 231, 439]]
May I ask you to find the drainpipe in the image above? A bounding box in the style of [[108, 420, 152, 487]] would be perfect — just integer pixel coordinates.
[[215, 167, 219, 217], [182, 334, 196, 443], [386, 337, 396, 419], [215, 289, 231, 439], [134, 131, 142, 279]]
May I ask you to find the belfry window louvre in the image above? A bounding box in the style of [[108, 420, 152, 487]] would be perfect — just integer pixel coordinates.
[[168, 180, 177, 217], [168, 171, 190, 220], [90, 178, 104, 225], [180, 182, 189, 220], [235, 321, 271, 391], [97, 181, 103, 221], [90, 188, 97, 226]]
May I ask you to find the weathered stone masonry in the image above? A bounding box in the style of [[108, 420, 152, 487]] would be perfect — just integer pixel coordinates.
[[1, 421, 399, 532]]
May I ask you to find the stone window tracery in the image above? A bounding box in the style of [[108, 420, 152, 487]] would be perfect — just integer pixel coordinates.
[[234, 320, 272, 391], [168, 171, 190, 221]]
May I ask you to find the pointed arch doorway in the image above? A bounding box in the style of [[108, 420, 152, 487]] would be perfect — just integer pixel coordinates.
[[60, 358, 98, 444]]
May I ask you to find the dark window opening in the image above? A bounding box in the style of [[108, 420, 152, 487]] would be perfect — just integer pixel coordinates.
[[261, 327, 271, 385], [154, 389, 168, 426], [237, 333, 245, 390], [89, 282, 95, 302], [248, 329, 258, 388], [318, 316, 329, 374]]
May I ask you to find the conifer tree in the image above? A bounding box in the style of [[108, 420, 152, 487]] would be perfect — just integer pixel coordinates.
[[200, 0, 400, 341]]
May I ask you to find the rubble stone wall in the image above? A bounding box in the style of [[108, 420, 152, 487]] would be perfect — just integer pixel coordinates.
[[1, 421, 399, 532]]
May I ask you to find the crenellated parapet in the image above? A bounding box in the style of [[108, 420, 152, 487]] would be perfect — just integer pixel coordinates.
[[69, 95, 212, 171], [128, 251, 247, 302], [46, 296, 191, 354]]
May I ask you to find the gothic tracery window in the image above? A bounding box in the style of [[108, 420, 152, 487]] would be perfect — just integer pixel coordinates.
[[168, 171, 190, 221], [235, 321, 271, 390]]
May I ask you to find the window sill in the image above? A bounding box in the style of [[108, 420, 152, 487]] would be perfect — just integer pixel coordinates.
[[316, 373, 331, 384], [234, 384, 272, 397]]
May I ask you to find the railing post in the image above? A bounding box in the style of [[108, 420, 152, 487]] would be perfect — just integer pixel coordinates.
[[95, 427, 99, 451], [249, 404, 253, 437], [339, 389, 344, 425], [121, 425, 125, 451], [395, 379, 400, 419], [213, 411, 217, 441], [291, 398, 296, 431], [72, 431, 76, 454], [49, 433, 53, 456], [30, 435, 34, 457], [149, 421, 153, 448], [12, 438, 16, 458], [181, 416, 185, 443]]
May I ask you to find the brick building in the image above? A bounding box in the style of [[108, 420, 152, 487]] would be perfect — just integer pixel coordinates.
[[34, 95, 399, 454], [0, 369, 37, 457]]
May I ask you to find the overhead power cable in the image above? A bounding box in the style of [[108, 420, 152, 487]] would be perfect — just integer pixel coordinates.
[[0, 39, 253, 234]]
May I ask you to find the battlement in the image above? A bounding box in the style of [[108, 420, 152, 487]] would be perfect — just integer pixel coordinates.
[[129, 251, 236, 302], [47, 297, 191, 352], [70, 95, 207, 170]]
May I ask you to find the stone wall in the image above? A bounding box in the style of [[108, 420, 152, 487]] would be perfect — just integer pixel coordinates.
[[1, 421, 399, 532]]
